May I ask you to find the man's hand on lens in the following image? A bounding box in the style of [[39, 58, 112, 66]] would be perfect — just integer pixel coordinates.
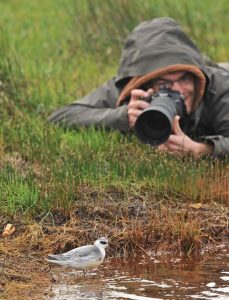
[[128, 89, 150, 128], [128, 89, 153, 128], [158, 116, 213, 157]]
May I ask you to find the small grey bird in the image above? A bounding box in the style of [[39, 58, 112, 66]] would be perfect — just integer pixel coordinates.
[[45, 237, 108, 276]]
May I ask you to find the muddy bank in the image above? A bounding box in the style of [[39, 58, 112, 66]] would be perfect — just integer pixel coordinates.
[[0, 186, 228, 299]]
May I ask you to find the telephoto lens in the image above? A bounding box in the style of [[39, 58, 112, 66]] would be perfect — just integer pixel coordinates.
[[135, 87, 186, 146]]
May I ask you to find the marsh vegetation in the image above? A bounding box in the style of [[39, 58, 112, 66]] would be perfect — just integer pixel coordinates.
[[0, 1, 228, 299]]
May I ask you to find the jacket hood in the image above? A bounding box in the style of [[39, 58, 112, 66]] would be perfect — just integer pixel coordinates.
[[115, 17, 210, 109]]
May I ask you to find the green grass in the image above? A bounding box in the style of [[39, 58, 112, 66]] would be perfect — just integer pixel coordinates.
[[0, 0, 228, 216]]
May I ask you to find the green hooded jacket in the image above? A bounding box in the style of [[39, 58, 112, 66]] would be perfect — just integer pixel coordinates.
[[49, 17, 229, 158]]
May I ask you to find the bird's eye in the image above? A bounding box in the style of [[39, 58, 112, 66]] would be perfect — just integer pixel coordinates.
[[100, 241, 108, 245]]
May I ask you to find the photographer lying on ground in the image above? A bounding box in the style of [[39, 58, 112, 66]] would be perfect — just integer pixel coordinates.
[[49, 17, 229, 158]]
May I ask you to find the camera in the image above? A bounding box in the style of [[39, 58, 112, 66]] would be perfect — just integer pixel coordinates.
[[134, 87, 187, 146]]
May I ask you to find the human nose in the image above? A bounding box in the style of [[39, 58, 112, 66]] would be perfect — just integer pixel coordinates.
[[170, 80, 183, 92]]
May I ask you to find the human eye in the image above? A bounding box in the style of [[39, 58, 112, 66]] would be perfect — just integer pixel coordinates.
[[181, 73, 193, 83]]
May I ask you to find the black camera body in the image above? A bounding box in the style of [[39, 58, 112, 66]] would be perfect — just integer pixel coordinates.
[[135, 87, 187, 146]]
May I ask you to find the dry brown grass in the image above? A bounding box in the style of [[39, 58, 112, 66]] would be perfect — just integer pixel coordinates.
[[0, 184, 228, 299]]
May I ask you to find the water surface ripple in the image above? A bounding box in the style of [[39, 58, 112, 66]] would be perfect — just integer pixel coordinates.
[[49, 250, 229, 300]]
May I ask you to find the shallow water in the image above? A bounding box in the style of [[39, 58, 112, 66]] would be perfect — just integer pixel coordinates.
[[48, 248, 229, 300]]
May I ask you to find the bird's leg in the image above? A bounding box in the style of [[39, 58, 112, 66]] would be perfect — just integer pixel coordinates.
[[47, 264, 52, 272]]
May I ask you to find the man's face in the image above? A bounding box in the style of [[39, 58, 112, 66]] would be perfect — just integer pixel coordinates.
[[149, 71, 195, 113]]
